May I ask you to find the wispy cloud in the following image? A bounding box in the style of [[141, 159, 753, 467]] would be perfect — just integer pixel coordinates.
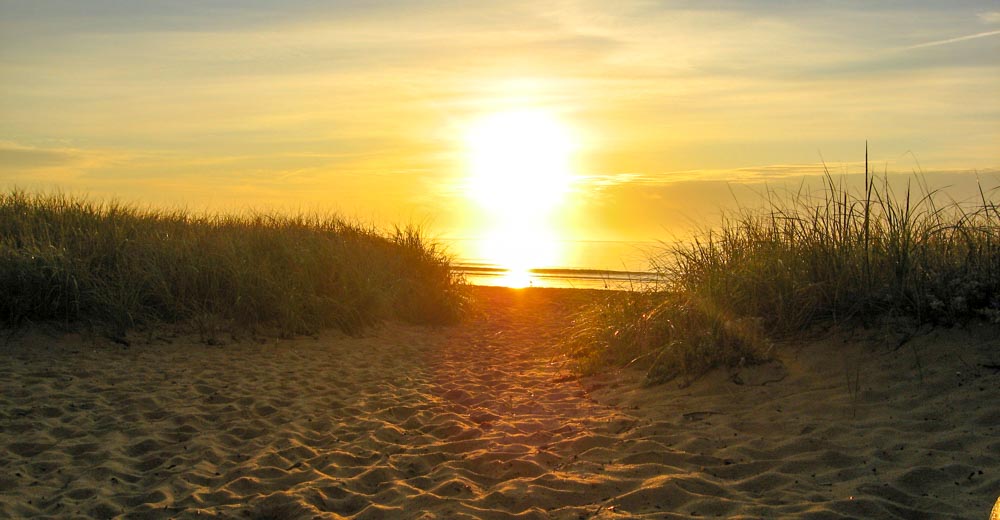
[[978, 11, 1000, 24], [577, 163, 851, 191], [903, 29, 1000, 50], [0, 141, 131, 172], [576, 163, 1000, 192]]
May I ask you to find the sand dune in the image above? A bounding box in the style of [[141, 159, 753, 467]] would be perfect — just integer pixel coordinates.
[[1, 287, 997, 519]]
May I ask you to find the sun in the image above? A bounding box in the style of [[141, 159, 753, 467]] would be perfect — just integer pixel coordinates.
[[464, 109, 575, 215], [462, 108, 576, 287]]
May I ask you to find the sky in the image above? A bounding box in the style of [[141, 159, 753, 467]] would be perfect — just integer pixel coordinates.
[[2, 1, 999, 263]]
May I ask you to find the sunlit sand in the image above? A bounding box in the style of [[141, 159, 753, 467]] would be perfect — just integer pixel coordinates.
[[3, 287, 997, 518]]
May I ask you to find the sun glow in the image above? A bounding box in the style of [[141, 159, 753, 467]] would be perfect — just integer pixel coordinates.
[[465, 109, 575, 215], [464, 108, 576, 287]]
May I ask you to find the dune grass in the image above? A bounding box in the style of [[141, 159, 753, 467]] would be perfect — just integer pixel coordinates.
[[566, 164, 1000, 383], [0, 190, 465, 337]]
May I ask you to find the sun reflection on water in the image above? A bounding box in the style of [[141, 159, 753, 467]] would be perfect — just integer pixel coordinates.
[[496, 268, 533, 289], [476, 224, 562, 288]]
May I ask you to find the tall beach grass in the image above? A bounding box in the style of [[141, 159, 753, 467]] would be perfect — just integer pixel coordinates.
[[0, 190, 465, 336], [566, 161, 1000, 383]]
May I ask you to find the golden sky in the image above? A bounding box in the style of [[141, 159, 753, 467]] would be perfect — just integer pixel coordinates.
[[2, 1, 999, 249]]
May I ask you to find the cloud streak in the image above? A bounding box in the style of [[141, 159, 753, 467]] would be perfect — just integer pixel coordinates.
[[977, 11, 1000, 24], [904, 29, 1000, 50]]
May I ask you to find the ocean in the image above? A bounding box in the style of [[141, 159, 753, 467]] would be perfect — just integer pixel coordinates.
[[441, 238, 667, 289]]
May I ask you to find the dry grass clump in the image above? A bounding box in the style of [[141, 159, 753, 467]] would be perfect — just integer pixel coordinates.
[[567, 160, 999, 383], [566, 290, 770, 385], [0, 190, 465, 336]]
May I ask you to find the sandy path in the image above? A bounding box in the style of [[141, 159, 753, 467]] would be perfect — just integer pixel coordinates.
[[1, 287, 998, 519]]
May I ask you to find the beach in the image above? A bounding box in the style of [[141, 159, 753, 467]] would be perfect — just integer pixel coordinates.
[[1, 286, 997, 519]]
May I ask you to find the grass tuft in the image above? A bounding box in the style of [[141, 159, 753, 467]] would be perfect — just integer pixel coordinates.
[[0, 190, 466, 336], [566, 161, 999, 383], [564, 289, 771, 385]]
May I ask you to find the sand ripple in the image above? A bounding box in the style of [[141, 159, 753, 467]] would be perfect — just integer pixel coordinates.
[[1, 288, 998, 519]]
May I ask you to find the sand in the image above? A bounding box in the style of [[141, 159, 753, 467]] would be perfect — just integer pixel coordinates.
[[1, 286, 998, 519]]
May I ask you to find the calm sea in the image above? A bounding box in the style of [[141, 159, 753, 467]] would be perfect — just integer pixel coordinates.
[[440, 238, 667, 289]]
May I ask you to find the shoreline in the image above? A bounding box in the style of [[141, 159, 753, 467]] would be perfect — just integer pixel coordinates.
[[455, 266, 663, 290], [1, 286, 997, 518]]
